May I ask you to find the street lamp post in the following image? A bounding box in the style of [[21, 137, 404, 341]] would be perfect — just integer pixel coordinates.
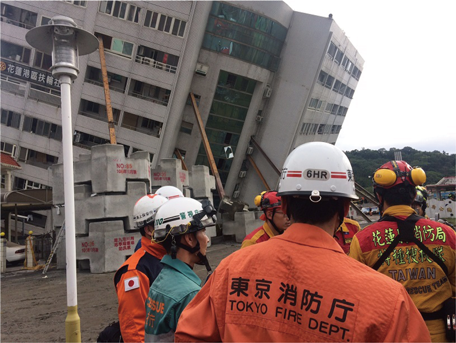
[[26, 16, 98, 343]]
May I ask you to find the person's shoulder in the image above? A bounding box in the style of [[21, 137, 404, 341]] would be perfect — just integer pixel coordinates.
[[243, 226, 265, 241]]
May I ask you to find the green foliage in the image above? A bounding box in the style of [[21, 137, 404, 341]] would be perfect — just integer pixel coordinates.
[[344, 147, 455, 192]]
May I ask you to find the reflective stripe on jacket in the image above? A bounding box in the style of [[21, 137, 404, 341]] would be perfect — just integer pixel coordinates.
[[349, 205, 456, 342], [114, 236, 166, 343], [334, 217, 361, 254], [175, 223, 430, 342], [241, 223, 275, 249]]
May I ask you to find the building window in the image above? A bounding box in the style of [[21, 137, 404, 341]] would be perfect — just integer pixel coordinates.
[[1, 142, 17, 156], [64, 0, 87, 7], [95, 33, 134, 58], [144, 11, 186, 37], [180, 121, 193, 135], [40, 16, 51, 26], [1, 109, 21, 129], [128, 79, 171, 105], [73, 130, 109, 149], [99, 1, 140, 23], [79, 99, 120, 124], [22, 116, 62, 141], [18, 147, 58, 169], [324, 75, 335, 89], [13, 177, 51, 190], [308, 98, 322, 110], [1, 3, 37, 29], [135, 45, 179, 74], [121, 112, 163, 137], [33, 51, 52, 71], [85, 66, 127, 93], [1, 40, 31, 64]]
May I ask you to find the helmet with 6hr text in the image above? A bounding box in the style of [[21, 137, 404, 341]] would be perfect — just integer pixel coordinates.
[[153, 197, 217, 240], [133, 194, 168, 230], [372, 160, 426, 191], [277, 142, 358, 201], [155, 186, 184, 200]]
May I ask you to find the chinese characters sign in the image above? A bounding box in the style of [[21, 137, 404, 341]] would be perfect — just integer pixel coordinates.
[[1, 59, 60, 90]]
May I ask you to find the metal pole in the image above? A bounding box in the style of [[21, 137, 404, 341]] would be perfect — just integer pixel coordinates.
[[60, 74, 81, 342]]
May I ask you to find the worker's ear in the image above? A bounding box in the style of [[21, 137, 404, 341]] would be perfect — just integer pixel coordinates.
[[266, 210, 273, 221], [182, 232, 196, 247], [144, 225, 154, 238]]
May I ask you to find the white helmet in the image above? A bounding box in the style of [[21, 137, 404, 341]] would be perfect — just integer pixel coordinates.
[[153, 197, 216, 240], [155, 186, 184, 200], [133, 194, 168, 230], [277, 142, 358, 201]]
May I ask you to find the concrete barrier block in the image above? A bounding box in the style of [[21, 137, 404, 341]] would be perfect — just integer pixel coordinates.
[[74, 158, 91, 184], [51, 164, 64, 205], [233, 212, 263, 243], [91, 144, 127, 193], [151, 158, 188, 190], [190, 165, 215, 198]]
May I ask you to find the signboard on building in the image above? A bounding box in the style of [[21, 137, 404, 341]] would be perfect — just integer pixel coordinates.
[[0, 59, 60, 90]]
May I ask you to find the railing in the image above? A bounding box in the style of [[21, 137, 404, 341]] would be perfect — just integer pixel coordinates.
[[29, 85, 61, 106], [121, 123, 161, 138], [0, 75, 26, 96], [128, 90, 169, 106], [135, 55, 177, 74], [79, 110, 119, 125], [84, 78, 126, 93], [0, 16, 36, 30]]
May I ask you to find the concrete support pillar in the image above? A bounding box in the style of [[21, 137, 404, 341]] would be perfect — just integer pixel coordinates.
[[0, 233, 6, 273], [25, 232, 35, 268]]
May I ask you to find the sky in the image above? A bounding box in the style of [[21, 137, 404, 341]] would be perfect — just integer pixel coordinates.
[[284, 0, 456, 154]]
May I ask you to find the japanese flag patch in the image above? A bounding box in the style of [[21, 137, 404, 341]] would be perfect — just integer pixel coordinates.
[[124, 276, 140, 291]]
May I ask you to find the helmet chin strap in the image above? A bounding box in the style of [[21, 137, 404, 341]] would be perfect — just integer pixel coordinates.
[[269, 209, 284, 235], [176, 240, 212, 274]]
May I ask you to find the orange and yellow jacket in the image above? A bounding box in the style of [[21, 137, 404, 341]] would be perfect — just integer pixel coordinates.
[[349, 205, 456, 342], [175, 223, 430, 342], [114, 236, 166, 343], [334, 217, 361, 254], [241, 222, 276, 249]]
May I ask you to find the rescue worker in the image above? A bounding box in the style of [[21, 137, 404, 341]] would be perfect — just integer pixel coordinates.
[[134, 186, 184, 252], [241, 191, 290, 248], [114, 194, 168, 343], [412, 185, 429, 218], [334, 217, 361, 254], [175, 142, 430, 342], [144, 197, 216, 342], [349, 160, 455, 342]]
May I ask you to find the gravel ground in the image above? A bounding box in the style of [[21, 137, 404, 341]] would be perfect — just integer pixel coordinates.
[[1, 240, 241, 343]]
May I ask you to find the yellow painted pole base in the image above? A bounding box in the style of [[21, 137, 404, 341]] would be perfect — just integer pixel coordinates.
[[65, 305, 81, 342]]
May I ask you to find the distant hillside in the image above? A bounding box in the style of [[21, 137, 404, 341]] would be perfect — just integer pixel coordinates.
[[344, 147, 455, 193]]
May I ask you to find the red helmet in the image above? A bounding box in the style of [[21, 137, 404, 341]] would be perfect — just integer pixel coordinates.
[[254, 191, 282, 221], [373, 160, 426, 190]]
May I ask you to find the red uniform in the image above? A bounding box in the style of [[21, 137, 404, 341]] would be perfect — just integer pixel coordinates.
[[349, 205, 456, 342], [334, 218, 361, 253], [175, 224, 430, 342], [241, 223, 276, 248], [114, 236, 166, 343]]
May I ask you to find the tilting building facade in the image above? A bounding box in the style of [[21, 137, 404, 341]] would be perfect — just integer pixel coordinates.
[[1, 1, 364, 207]]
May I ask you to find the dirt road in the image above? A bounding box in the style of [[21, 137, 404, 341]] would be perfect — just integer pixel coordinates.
[[1, 241, 241, 343]]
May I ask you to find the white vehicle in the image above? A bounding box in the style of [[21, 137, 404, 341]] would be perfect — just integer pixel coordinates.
[[6, 241, 26, 263]]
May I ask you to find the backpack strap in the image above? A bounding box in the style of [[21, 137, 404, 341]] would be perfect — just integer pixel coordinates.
[[373, 214, 449, 276]]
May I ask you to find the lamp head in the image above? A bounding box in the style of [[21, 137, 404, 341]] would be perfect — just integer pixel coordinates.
[[25, 16, 98, 80]]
